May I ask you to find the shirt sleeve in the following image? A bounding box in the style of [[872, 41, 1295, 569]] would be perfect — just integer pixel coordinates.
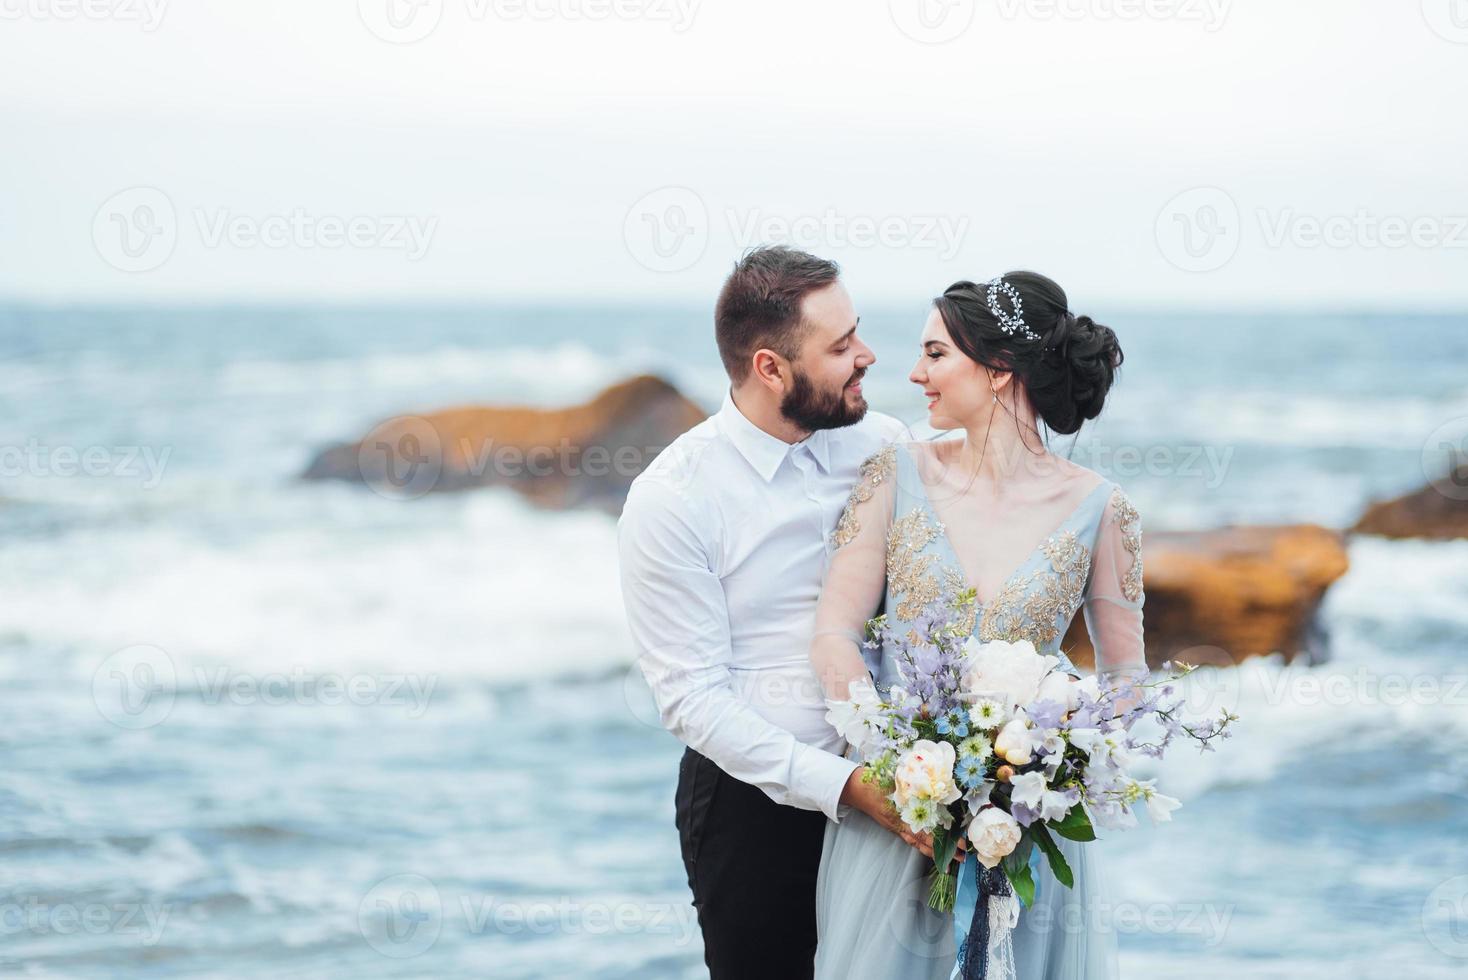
[[617, 478, 859, 822], [810, 445, 898, 702], [1082, 487, 1149, 707]]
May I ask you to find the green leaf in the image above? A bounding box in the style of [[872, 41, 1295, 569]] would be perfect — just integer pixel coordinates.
[[932, 825, 960, 874], [1030, 822, 1074, 889], [1051, 803, 1096, 842], [1004, 860, 1035, 907]]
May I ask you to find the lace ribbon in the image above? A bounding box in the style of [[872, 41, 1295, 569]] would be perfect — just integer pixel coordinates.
[[956, 861, 1020, 980]]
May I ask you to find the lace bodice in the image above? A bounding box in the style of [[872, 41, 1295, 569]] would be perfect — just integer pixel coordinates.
[[811, 441, 1146, 699]]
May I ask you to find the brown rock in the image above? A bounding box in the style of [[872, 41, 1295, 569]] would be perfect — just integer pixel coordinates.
[[1064, 524, 1350, 670], [302, 374, 708, 513], [1351, 465, 1468, 540]]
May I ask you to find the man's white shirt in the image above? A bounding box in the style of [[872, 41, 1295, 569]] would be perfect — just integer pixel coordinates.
[[617, 388, 907, 822]]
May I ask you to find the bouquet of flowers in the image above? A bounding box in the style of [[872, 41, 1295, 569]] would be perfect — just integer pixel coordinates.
[[824, 591, 1236, 915]]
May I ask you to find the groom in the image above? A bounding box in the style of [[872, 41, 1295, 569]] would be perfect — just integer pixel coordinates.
[[618, 246, 915, 977]]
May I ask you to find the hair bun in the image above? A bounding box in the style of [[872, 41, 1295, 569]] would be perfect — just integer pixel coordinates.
[[1037, 313, 1122, 434]]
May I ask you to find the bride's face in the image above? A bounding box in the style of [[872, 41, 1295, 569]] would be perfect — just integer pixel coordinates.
[[909, 309, 990, 430]]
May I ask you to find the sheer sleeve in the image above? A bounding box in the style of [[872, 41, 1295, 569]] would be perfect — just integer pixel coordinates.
[[1083, 487, 1148, 704], [810, 445, 898, 702]]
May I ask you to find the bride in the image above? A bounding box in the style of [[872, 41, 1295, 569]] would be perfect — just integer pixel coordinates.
[[809, 272, 1148, 979]]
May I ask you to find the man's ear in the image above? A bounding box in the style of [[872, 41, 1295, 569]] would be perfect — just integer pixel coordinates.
[[750, 349, 789, 394]]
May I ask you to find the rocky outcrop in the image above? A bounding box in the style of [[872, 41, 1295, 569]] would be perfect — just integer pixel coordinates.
[[1351, 465, 1468, 540], [302, 375, 707, 512], [1065, 524, 1350, 670]]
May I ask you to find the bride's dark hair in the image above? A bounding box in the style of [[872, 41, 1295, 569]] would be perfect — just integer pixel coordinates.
[[932, 272, 1123, 438]]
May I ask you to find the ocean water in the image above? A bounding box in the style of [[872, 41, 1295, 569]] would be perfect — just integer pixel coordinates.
[[1, 305, 1467, 978]]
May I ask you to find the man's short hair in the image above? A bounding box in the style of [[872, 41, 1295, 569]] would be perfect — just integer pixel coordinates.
[[714, 246, 841, 384]]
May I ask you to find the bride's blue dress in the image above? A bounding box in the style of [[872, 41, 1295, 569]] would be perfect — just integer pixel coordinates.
[[812, 441, 1144, 980]]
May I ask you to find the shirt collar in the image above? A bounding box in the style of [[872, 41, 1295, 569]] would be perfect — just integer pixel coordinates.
[[718, 388, 831, 481]]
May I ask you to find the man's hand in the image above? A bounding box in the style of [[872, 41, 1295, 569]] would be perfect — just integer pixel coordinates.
[[840, 767, 933, 857]]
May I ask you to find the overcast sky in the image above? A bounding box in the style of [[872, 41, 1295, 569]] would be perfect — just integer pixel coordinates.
[[2, 0, 1465, 309]]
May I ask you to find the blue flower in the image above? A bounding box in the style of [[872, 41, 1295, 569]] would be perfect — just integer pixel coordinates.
[[955, 755, 986, 788], [934, 715, 953, 735]]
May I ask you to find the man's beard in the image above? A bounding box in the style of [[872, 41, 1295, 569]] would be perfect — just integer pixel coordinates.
[[780, 366, 868, 432]]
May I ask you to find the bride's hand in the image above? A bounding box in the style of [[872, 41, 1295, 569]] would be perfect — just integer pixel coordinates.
[[840, 768, 928, 853], [908, 831, 969, 865]]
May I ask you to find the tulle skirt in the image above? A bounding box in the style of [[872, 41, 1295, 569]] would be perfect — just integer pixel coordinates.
[[814, 806, 955, 980], [815, 807, 1121, 980]]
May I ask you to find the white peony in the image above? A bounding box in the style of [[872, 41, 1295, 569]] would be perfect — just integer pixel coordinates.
[[968, 806, 1022, 868], [893, 740, 962, 808], [961, 638, 1060, 709], [994, 716, 1038, 765], [1035, 671, 1079, 713]]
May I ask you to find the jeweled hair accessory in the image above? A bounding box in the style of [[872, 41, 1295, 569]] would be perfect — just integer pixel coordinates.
[[986, 277, 1040, 342]]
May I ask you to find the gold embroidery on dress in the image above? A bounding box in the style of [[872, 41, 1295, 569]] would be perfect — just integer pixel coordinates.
[[886, 509, 944, 624], [830, 444, 898, 550], [977, 532, 1091, 647], [882, 500, 1093, 649], [883, 508, 980, 645], [1109, 488, 1144, 602]]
